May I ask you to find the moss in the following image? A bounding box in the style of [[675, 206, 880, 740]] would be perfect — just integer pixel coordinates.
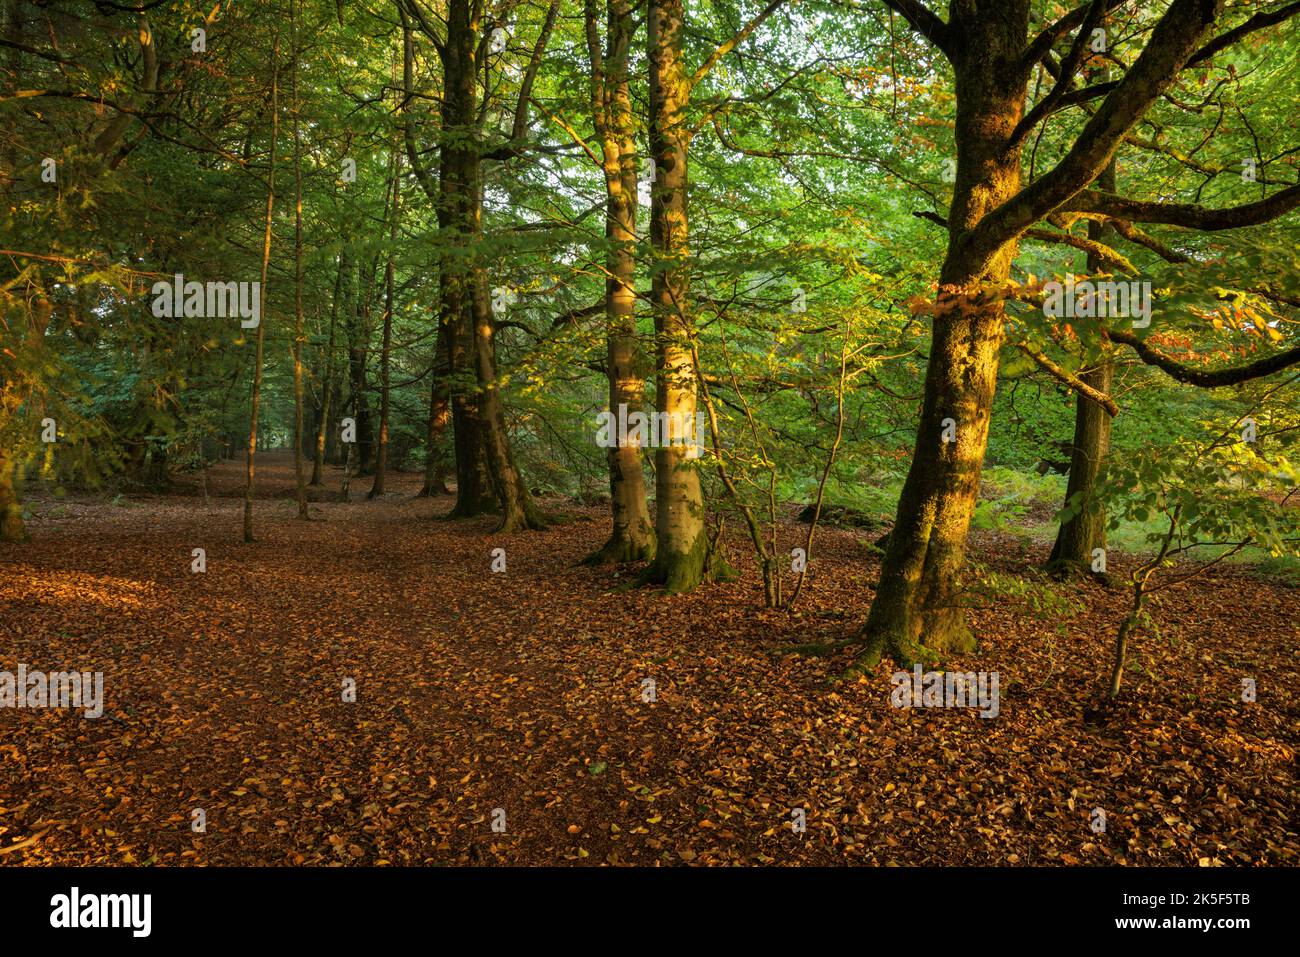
[[581, 529, 656, 566], [496, 497, 548, 534], [661, 531, 708, 593], [639, 526, 710, 593], [856, 600, 973, 672], [1, 503, 26, 543], [445, 492, 499, 519]]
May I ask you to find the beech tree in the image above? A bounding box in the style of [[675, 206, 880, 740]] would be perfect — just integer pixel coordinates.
[[641, 0, 788, 591], [2, 0, 1295, 676], [581, 0, 656, 564], [244, 31, 280, 544], [401, 0, 552, 531], [858, 0, 1300, 665]]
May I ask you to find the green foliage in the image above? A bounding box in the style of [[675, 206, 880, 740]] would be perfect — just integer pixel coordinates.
[[0, 0, 1295, 602], [963, 565, 1083, 624], [1101, 393, 1300, 566], [974, 466, 1066, 532]]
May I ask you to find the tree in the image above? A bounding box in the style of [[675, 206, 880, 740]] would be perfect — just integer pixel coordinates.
[[581, 0, 655, 564], [1047, 159, 1117, 578], [641, 0, 787, 592], [1098, 388, 1299, 700], [370, 144, 403, 499], [290, 0, 310, 519], [244, 31, 280, 544], [401, 0, 552, 530], [859, 0, 1300, 666]]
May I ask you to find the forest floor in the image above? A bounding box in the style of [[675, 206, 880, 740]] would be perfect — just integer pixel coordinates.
[[1, 450, 1296, 866]]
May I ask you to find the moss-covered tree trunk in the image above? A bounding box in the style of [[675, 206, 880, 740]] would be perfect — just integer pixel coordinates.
[[584, 0, 655, 564], [861, 13, 1026, 664], [642, 0, 716, 592], [438, 0, 534, 524], [1047, 359, 1113, 574], [397, 3, 478, 510], [440, 217, 494, 517], [439, 0, 493, 519], [447, 392, 495, 515], [861, 0, 1225, 665], [472, 268, 544, 532], [0, 452, 25, 542]]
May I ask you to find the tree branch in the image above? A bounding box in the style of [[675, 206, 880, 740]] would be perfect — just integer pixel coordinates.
[[878, 0, 954, 59], [1021, 2, 1300, 119], [1024, 227, 1137, 275], [1104, 327, 1300, 387], [1186, 0, 1300, 67], [916, 209, 1137, 273], [1010, 0, 1108, 147], [399, 5, 441, 204], [1020, 0, 1128, 72], [690, 0, 789, 91], [1017, 344, 1120, 416], [964, 0, 1224, 266], [1062, 184, 1300, 230], [510, 0, 560, 142]]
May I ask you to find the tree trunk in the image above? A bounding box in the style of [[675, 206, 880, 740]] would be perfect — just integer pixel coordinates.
[[346, 258, 376, 477], [438, 0, 539, 528], [642, 0, 715, 591], [447, 389, 496, 515], [1108, 611, 1137, 700], [861, 14, 1026, 664], [472, 269, 545, 532], [418, 324, 452, 496], [290, 0, 309, 519], [583, 0, 655, 564], [398, 6, 454, 503], [370, 150, 401, 499], [1047, 360, 1113, 574], [857, 0, 1226, 665], [0, 452, 25, 542], [1048, 161, 1117, 577], [311, 254, 345, 486], [244, 33, 279, 544], [439, 1, 495, 518]]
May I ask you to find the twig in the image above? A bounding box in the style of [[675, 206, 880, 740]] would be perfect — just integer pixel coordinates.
[[0, 826, 52, 856]]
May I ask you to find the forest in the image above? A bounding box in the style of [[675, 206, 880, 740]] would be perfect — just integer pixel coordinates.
[[0, 0, 1297, 871]]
